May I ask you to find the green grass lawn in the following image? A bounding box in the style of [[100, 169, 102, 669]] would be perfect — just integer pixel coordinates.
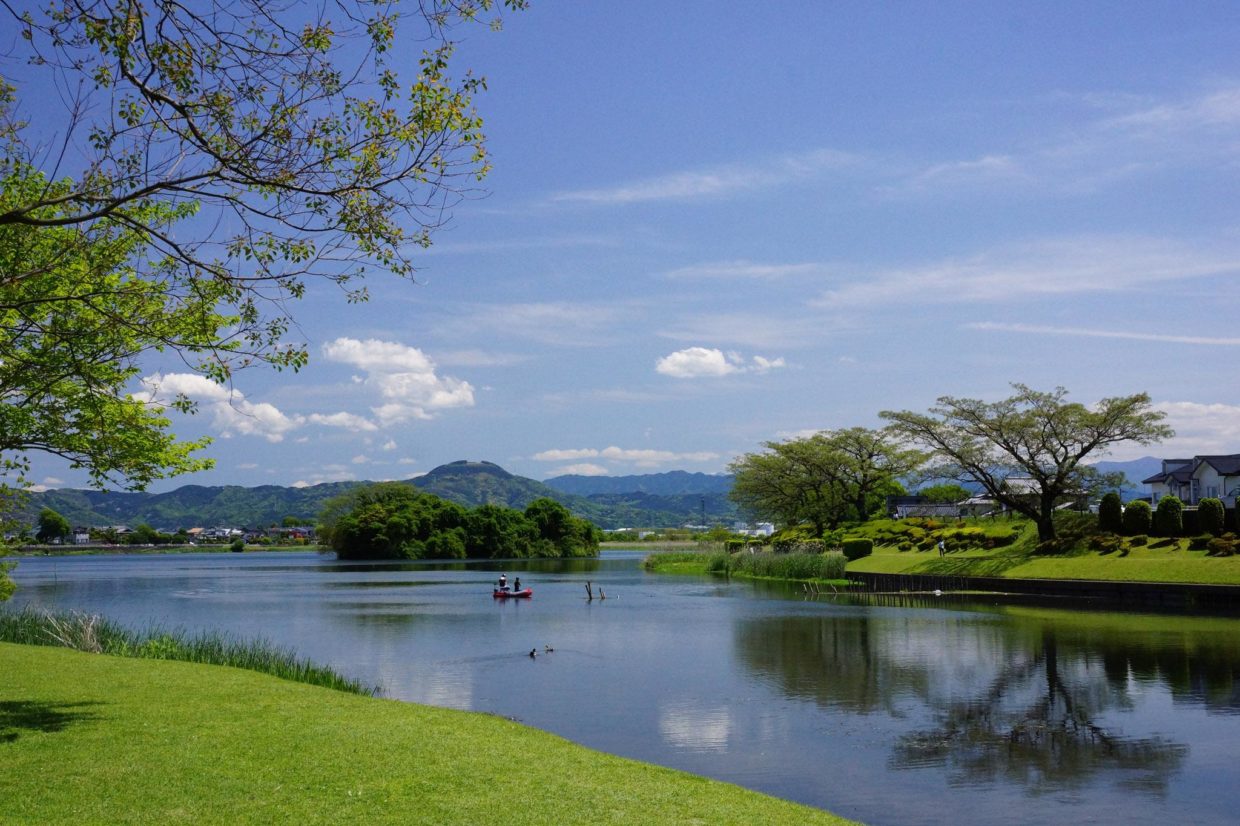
[[844, 518, 1240, 585], [1, 643, 857, 825]]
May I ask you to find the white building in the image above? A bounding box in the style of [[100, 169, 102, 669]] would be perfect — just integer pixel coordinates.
[[1143, 455, 1240, 507]]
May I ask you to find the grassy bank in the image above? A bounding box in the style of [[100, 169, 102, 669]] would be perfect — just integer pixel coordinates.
[[0, 608, 373, 695], [643, 516, 1240, 587], [644, 550, 851, 585], [0, 644, 856, 825], [845, 517, 1240, 585]]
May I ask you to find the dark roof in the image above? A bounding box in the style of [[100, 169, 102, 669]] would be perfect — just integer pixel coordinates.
[[1143, 454, 1240, 484], [1196, 455, 1240, 476]]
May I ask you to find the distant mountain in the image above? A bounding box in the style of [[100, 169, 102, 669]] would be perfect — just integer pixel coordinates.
[[1091, 456, 1161, 498], [14, 460, 732, 532], [544, 470, 734, 497]]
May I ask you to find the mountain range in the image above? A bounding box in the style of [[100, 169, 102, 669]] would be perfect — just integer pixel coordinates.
[[15, 461, 739, 532], [11, 456, 1160, 533]]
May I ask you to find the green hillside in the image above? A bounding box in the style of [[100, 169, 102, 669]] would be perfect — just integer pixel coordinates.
[[12, 461, 738, 532]]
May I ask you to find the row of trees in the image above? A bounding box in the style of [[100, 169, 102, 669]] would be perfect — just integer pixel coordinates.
[[317, 482, 601, 561], [729, 385, 1172, 543]]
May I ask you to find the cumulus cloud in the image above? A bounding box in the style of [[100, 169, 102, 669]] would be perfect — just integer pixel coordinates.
[[1139, 401, 1240, 458], [533, 446, 719, 469], [137, 373, 304, 443], [322, 337, 474, 425], [307, 412, 380, 432], [553, 463, 610, 476], [655, 347, 786, 379]]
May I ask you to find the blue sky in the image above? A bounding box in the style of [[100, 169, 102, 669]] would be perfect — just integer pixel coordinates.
[[24, 1, 1240, 491]]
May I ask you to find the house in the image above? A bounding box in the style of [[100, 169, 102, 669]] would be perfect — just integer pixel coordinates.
[[1143, 454, 1240, 508]]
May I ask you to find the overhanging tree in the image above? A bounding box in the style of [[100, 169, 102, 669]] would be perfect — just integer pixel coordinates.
[[881, 385, 1173, 543], [1, 0, 523, 495]]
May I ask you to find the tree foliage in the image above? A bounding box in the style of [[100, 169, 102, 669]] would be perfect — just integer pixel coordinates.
[[918, 483, 971, 504], [729, 428, 924, 536], [35, 506, 71, 543], [882, 385, 1172, 542], [0, 0, 523, 493], [318, 483, 600, 561]]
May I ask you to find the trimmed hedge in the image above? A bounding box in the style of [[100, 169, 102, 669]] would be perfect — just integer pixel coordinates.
[[1199, 498, 1226, 536], [1122, 500, 1152, 536], [1098, 492, 1123, 533], [841, 538, 873, 561], [1153, 496, 1183, 537]]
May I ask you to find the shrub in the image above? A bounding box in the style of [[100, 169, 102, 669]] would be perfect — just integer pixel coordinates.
[[724, 539, 745, 552], [1208, 534, 1239, 557], [1088, 533, 1124, 554], [1199, 498, 1226, 536], [229, 537, 245, 552], [1153, 496, 1184, 537], [1129, 534, 1148, 547], [1122, 500, 1152, 536], [841, 538, 873, 561], [1098, 492, 1123, 533]]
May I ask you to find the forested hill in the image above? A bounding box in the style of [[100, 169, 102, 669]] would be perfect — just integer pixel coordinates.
[[544, 470, 734, 497], [15, 461, 737, 531]]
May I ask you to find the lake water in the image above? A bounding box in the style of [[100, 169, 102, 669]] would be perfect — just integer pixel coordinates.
[[6, 549, 1240, 826]]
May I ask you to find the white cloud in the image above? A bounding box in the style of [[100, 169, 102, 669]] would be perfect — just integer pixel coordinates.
[[352, 454, 370, 465], [1140, 401, 1240, 458], [382, 440, 398, 451], [664, 260, 825, 280], [814, 235, 1240, 309], [969, 322, 1240, 347], [553, 463, 610, 477], [322, 337, 475, 425], [307, 412, 380, 432], [552, 147, 859, 205], [440, 302, 626, 348], [137, 373, 303, 443], [533, 446, 719, 469], [290, 480, 311, 488], [533, 448, 600, 461], [237, 463, 258, 470], [655, 347, 786, 379], [42, 476, 64, 486]]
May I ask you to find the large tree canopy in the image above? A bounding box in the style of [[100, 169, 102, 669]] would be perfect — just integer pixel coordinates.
[[881, 385, 1173, 542], [729, 428, 924, 536], [0, 0, 523, 493]]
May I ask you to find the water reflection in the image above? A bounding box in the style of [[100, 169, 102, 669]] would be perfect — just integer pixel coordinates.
[[658, 701, 733, 752], [735, 607, 1195, 795]]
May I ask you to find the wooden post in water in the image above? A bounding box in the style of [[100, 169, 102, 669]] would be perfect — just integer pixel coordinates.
[[585, 581, 593, 601]]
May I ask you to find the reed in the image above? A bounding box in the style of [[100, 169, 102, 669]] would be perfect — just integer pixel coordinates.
[[0, 607, 375, 696], [731, 551, 847, 581]]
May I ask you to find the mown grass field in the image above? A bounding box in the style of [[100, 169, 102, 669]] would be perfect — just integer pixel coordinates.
[[844, 517, 1240, 585], [1, 643, 857, 825]]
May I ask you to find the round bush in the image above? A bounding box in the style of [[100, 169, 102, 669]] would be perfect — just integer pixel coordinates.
[[1122, 500, 1152, 536], [1199, 497, 1225, 536], [1153, 496, 1183, 537], [1098, 492, 1123, 533]]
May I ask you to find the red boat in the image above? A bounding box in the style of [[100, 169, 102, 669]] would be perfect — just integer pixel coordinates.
[[493, 588, 533, 599]]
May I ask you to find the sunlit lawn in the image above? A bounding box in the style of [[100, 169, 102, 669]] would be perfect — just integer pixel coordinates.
[[0, 643, 857, 825]]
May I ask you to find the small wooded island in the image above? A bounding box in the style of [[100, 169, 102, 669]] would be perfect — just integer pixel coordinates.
[[317, 482, 601, 560]]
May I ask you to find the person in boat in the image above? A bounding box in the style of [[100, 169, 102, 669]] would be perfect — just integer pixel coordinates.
[[498, 573, 509, 592], [513, 576, 522, 593]]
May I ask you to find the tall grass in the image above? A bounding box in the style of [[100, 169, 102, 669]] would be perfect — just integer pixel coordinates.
[[0, 608, 375, 696], [731, 551, 847, 581], [644, 549, 847, 581]]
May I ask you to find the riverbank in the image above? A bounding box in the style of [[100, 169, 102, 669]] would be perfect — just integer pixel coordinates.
[[3, 543, 319, 556], [1, 644, 856, 825]]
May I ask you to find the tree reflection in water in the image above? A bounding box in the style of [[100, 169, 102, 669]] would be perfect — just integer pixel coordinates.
[[735, 605, 1208, 796]]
